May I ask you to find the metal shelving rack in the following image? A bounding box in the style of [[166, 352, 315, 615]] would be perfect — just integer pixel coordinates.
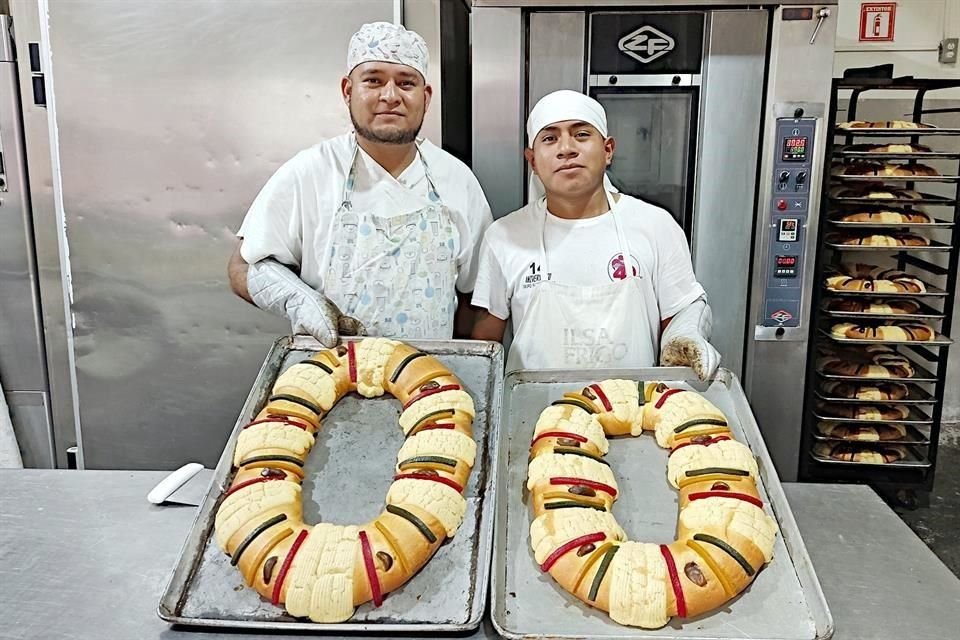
[[800, 78, 960, 503]]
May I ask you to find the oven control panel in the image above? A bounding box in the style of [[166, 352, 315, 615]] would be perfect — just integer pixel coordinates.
[[761, 117, 816, 327]]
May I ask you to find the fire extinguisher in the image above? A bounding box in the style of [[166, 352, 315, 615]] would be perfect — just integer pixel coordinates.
[[873, 14, 883, 37]]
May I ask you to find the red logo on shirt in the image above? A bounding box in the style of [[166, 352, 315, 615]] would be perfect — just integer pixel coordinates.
[[607, 253, 639, 281]]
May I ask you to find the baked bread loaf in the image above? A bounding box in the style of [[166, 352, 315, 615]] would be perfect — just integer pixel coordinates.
[[831, 209, 930, 224], [830, 185, 923, 200], [832, 162, 940, 177], [841, 143, 932, 154], [824, 231, 930, 247], [815, 400, 910, 421], [214, 338, 477, 622], [816, 349, 915, 379], [813, 442, 908, 463], [816, 421, 907, 442], [830, 321, 934, 341], [826, 298, 920, 315], [820, 381, 909, 401], [527, 380, 776, 628], [837, 120, 934, 129]]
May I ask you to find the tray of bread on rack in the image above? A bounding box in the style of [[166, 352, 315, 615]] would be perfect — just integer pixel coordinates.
[[812, 400, 932, 425], [831, 159, 959, 182], [835, 141, 960, 160], [827, 208, 952, 228], [810, 442, 931, 468], [813, 420, 931, 446], [819, 323, 952, 346], [829, 184, 957, 206], [823, 264, 946, 296], [823, 231, 950, 251], [815, 345, 937, 383], [820, 297, 944, 321], [834, 120, 960, 137], [814, 380, 934, 405]]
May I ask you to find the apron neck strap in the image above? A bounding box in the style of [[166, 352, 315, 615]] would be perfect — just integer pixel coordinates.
[[539, 189, 632, 276], [341, 136, 442, 208]]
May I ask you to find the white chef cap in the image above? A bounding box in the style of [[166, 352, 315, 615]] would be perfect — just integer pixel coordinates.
[[526, 90, 608, 143], [347, 22, 429, 79], [526, 90, 617, 201]]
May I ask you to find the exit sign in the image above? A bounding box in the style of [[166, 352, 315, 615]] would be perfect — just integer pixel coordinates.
[[860, 3, 897, 42]]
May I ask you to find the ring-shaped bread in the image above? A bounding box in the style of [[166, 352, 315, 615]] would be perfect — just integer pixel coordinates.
[[526, 380, 778, 628], [214, 338, 476, 622]]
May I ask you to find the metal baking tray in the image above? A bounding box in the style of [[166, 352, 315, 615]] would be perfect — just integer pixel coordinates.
[[833, 127, 960, 137], [491, 367, 833, 640], [159, 336, 504, 633], [812, 405, 932, 426], [831, 175, 960, 183], [823, 283, 947, 298], [815, 360, 937, 384], [829, 193, 957, 206], [808, 444, 931, 469], [814, 384, 935, 406], [817, 327, 952, 346], [824, 240, 953, 252], [827, 217, 953, 229], [812, 422, 931, 446], [834, 150, 960, 160], [819, 299, 945, 321]]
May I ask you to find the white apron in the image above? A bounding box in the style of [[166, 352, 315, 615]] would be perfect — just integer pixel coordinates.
[[322, 139, 458, 339], [506, 192, 659, 372]]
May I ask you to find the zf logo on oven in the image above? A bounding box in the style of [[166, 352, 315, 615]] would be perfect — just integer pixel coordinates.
[[617, 25, 675, 64]]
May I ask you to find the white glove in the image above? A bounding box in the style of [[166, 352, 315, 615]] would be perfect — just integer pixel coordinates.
[[659, 297, 721, 381], [246, 258, 366, 347]]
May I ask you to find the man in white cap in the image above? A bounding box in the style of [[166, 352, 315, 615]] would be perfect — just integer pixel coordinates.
[[228, 22, 492, 345], [471, 90, 720, 379]]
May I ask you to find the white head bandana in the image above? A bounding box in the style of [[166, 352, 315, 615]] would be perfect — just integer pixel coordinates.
[[526, 90, 608, 143], [347, 22, 429, 79], [525, 90, 617, 201]]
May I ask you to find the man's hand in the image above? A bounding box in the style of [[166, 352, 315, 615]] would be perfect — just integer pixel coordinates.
[[659, 297, 721, 381], [245, 258, 366, 347]]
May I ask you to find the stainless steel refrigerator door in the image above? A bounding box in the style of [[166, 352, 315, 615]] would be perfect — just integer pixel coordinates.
[[0, 14, 54, 468], [34, 0, 402, 469]]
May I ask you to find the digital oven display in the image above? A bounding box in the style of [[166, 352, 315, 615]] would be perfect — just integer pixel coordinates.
[[782, 136, 808, 162]]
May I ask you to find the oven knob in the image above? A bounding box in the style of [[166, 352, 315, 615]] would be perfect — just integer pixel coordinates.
[[779, 170, 790, 182], [796, 171, 807, 184]]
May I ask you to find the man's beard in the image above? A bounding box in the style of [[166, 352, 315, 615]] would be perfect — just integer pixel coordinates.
[[351, 108, 423, 145]]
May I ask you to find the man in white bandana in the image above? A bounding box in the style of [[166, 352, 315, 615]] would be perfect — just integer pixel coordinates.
[[471, 90, 720, 379], [229, 22, 492, 345]]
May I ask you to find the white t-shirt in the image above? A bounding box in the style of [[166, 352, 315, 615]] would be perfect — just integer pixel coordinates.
[[471, 194, 705, 327], [238, 133, 493, 293]]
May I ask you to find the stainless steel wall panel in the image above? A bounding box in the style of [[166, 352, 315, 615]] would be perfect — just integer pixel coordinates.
[[745, 8, 836, 480], [44, 0, 395, 469], [472, 6, 524, 218], [528, 12, 586, 107], [692, 10, 768, 378], [5, 391, 51, 468]]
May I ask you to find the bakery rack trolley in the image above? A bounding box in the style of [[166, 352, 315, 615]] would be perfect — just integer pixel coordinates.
[[800, 78, 960, 507]]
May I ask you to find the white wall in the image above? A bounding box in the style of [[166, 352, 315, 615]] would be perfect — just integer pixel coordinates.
[[834, 0, 960, 94]]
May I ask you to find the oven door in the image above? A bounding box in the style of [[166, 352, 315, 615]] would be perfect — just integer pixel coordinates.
[[590, 84, 699, 238]]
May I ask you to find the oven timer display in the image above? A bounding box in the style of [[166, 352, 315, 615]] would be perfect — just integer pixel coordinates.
[[782, 136, 808, 162]]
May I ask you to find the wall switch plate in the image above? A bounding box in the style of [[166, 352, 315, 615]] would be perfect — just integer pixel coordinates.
[[940, 38, 958, 64]]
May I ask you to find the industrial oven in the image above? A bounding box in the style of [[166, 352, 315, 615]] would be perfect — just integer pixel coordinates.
[[470, 1, 837, 480]]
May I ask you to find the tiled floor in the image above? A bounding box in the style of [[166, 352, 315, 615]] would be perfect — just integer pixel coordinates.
[[890, 424, 960, 575]]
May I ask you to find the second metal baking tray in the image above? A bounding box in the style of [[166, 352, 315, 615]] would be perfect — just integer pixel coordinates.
[[827, 217, 954, 229], [815, 361, 937, 384], [824, 240, 953, 252], [158, 336, 503, 633], [812, 405, 932, 426], [831, 174, 960, 183], [808, 444, 931, 469], [492, 367, 832, 640], [823, 283, 947, 297], [819, 299, 945, 321], [817, 327, 952, 346], [814, 384, 935, 406], [812, 422, 931, 446]]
